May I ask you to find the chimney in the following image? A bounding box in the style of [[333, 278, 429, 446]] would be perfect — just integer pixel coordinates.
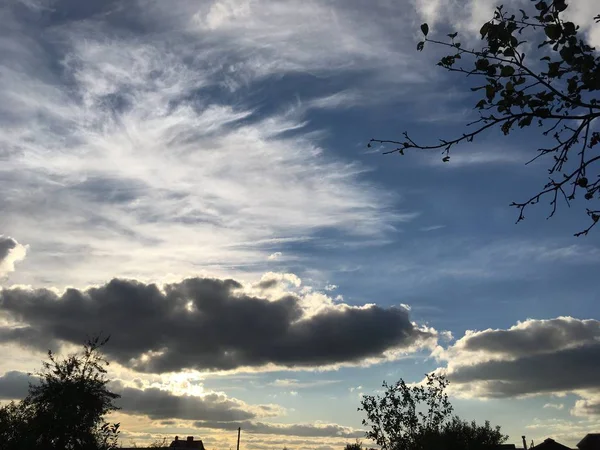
[[522, 436, 528, 450], [175, 436, 179, 442], [188, 436, 194, 442]]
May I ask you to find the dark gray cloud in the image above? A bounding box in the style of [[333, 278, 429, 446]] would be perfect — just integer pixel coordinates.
[[0, 327, 62, 352], [0, 276, 434, 373], [0, 367, 364, 439], [0, 236, 17, 262], [192, 420, 364, 438], [439, 318, 600, 403], [0, 370, 267, 422], [461, 317, 600, 357], [449, 342, 600, 397], [112, 385, 259, 422], [0, 370, 35, 400]]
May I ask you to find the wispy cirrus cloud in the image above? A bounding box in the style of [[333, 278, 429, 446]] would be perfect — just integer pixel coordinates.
[[0, 0, 424, 288]]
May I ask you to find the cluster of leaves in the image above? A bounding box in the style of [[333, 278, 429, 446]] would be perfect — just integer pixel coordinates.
[[422, 416, 508, 450], [358, 373, 507, 450], [345, 440, 377, 450], [0, 336, 121, 450], [371, 0, 600, 236], [358, 373, 453, 450]]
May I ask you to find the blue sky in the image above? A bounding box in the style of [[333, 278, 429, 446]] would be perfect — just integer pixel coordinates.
[[0, 0, 599, 448]]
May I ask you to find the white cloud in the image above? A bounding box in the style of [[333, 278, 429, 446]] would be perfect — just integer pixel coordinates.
[[268, 252, 282, 261], [544, 403, 565, 410], [413, 0, 600, 47], [439, 151, 525, 167], [0, 236, 27, 277], [183, 0, 426, 84], [524, 417, 600, 448], [420, 225, 445, 232], [271, 379, 341, 389], [571, 391, 600, 417]]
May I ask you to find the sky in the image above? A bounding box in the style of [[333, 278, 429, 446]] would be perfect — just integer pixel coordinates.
[[0, 0, 599, 448]]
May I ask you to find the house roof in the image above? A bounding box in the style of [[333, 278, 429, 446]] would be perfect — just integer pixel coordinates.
[[577, 434, 600, 450], [532, 438, 573, 450]]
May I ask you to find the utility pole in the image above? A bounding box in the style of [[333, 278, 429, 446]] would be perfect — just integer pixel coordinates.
[[237, 427, 241, 450]]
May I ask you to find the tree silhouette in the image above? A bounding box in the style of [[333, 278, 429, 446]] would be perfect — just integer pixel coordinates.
[[358, 373, 508, 450], [359, 373, 453, 450], [371, 1, 600, 236], [345, 440, 364, 450], [0, 335, 121, 450]]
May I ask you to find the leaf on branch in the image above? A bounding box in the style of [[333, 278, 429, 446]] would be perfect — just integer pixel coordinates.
[[475, 58, 490, 70], [562, 22, 576, 36], [554, 0, 567, 12], [501, 65, 515, 76], [518, 116, 533, 128], [501, 119, 515, 135], [448, 32, 458, 39], [421, 23, 429, 36], [417, 41, 425, 51], [480, 22, 491, 38], [544, 24, 562, 41]]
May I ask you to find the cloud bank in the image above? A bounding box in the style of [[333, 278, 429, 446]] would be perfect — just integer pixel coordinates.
[[431, 317, 600, 416], [192, 420, 364, 439], [0, 275, 438, 373]]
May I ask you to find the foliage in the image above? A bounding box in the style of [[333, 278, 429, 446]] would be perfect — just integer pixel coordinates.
[[345, 440, 364, 450], [371, 0, 600, 236], [0, 335, 121, 450], [436, 416, 509, 450], [358, 373, 453, 450], [344, 439, 378, 450], [148, 437, 170, 448], [0, 399, 37, 449], [358, 373, 508, 450]]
